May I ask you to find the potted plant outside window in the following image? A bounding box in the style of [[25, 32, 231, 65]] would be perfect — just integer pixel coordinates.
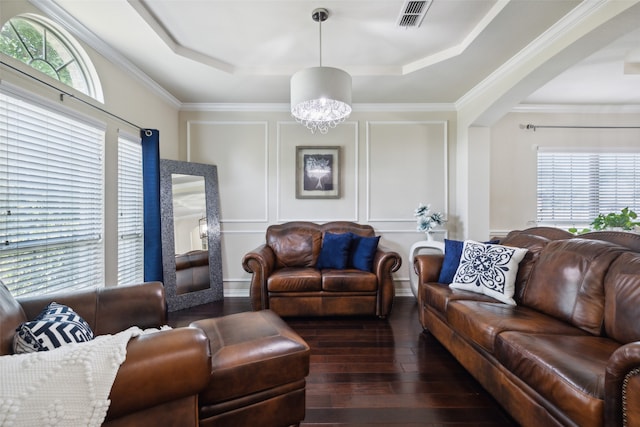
[[569, 207, 639, 234]]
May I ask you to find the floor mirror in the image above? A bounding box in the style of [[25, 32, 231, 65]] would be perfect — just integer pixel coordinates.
[[159, 159, 223, 311]]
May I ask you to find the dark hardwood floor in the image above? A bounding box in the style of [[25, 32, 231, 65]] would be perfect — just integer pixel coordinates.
[[168, 297, 517, 427]]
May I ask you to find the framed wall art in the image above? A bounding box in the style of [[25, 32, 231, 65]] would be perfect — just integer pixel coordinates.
[[296, 146, 340, 199]]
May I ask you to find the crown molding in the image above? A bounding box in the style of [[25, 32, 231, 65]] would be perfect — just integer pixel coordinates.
[[181, 103, 288, 112], [180, 102, 457, 113], [403, 0, 509, 75], [354, 103, 457, 112], [513, 104, 640, 114], [455, 0, 627, 111], [31, 0, 181, 108]]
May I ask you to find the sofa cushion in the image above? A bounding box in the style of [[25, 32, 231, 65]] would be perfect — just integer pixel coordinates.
[[349, 234, 380, 272], [604, 252, 640, 343], [322, 270, 377, 292], [316, 232, 353, 270], [446, 300, 588, 353], [421, 282, 498, 316], [520, 238, 625, 335], [450, 240, 527, 305], [13, 302, 94, 353], [496, 331, 619, 427], [321, 222, 375, 238], [267, 226, 322, 268], [267, 268, 322, 292], [498, 231, 551, 303], [191, 310, 310, 408]]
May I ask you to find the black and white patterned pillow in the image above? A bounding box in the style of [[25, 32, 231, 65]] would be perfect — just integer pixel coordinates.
[[13, 302, 94, 353], [449, 240, 527, 305]]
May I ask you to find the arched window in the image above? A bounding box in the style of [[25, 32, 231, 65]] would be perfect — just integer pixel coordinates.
[[0, 14, 103, 102]]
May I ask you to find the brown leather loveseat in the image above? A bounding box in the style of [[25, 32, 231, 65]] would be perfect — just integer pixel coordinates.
[[414, 227, 640, 427], [243, 221, 402, 318], [0, 280, 211, 426]]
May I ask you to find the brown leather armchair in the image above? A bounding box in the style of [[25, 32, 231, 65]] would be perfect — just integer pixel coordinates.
[[242, 221, 402, 318], [0, 281, 211, 427]]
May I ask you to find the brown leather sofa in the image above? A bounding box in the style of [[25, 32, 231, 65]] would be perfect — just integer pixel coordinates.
[[414, 227, 640, 427], [242, 221, 402, 318], [1, 280, 311, 427], [0, 281, 211, 426]]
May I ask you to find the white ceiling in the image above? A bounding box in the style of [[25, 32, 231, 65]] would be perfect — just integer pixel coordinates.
[[43, 0, 640, 108]]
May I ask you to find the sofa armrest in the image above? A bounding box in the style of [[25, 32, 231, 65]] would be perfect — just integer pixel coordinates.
[[414, 254, 445, 284], [372, 245, 402, 318], [17, 282, 166, 335], [242, 244, 276, 310], [605, 341, 640, 426], [105, 327, 211, 421]]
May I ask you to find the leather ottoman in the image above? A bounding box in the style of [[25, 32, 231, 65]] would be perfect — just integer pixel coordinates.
[[190, 310, 310, 427]]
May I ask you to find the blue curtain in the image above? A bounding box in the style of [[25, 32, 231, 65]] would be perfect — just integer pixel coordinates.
[[141, 129, 163, 282]]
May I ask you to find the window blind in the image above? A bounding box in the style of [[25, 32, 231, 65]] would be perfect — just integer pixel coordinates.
[[0, 89, 105, 296], [117, 132, 144, 285], [537, 149, 640, 226]]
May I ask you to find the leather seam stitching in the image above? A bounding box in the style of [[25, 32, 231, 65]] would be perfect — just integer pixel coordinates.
[[622, 366, 640, 426]]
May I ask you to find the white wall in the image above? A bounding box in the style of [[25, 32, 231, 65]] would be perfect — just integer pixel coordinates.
[[178, 109, 456, 296], [490, 110, 640, 237]]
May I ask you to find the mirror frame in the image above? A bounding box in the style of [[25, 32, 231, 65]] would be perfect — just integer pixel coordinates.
[[159, 159, 223, 311]]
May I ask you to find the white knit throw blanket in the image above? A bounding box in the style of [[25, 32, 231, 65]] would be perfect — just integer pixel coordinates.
[[0, 326, 162, 427]]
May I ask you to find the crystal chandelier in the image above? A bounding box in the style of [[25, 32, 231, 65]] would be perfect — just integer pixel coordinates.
[[290, 8, 352, 134]]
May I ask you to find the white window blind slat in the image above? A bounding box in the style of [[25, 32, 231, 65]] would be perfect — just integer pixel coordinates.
[[537, 150, 640, 227], [117, 133, 144, 285], [0, 91, 105, 297]]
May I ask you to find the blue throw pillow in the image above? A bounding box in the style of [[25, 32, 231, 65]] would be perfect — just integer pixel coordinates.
[[349, 233, 380, 272], [316, 232, 353, 269], [438, 239, 465, 284], [438, 238, 499, 284]]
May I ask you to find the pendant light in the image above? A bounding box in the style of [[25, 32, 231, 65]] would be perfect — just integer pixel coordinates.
[[290, 8, 352, 134]]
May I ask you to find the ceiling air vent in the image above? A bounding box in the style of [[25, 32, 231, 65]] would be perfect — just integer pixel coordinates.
[[397, 0, 432, 28]]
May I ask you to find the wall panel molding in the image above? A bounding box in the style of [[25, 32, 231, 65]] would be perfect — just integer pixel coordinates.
[[187, 120, 269, 222], [366, 121, 448, 222], [275, 121, 359, 222]]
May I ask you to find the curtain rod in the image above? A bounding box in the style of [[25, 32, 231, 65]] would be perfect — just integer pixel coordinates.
[[1, 59, 148, 133], [522, 124, 640, 131]]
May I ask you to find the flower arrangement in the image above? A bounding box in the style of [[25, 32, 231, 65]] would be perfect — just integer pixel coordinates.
[[414, 203, 445, 234]]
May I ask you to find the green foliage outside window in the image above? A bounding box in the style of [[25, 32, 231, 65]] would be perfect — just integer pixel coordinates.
[[0, 16, 88, 95], [569, 207, 640, 234]]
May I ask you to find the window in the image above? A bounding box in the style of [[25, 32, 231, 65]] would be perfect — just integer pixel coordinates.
[[0, 88, 105, 296], [537, 148, 640, 227], [0, 14, 103, 101], [118, 133, 144, 285]]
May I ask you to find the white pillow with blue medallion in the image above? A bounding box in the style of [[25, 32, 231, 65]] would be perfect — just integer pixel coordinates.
[[450, 240, 527, 306]]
